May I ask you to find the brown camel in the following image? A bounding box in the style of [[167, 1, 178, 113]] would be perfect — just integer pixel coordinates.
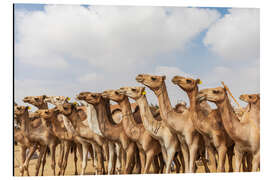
[[172, 76, 234, 172], [15, 105, 60, 176], [102, 89, 164, 173], [136, 74, 206, 173], [118, 86, 181, 173], [42, 96, 80, 175], [55, 103, 107, 175], [197, 87, 260, 172], [77, 92, 140, 174]]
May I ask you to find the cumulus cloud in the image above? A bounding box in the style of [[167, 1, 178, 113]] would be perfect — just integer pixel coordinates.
[[15, 5, 220, 70], [203, 8, 259, 61]]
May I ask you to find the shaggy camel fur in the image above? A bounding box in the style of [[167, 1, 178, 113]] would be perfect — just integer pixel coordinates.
[[136, 74, 207, 173], [118, 86, 180, 173], [15, 106, 60, 176], [42, 96, 80, 175], [77, 92, 140, 174], [56, 103, 107, 175], [102, 89, 165, 173], [197, 87, 260, 172], [172, 76, 234, 172]]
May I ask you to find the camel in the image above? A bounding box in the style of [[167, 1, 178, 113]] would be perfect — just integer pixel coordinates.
[[76, 99, 117, 175], [118, 86, 181, 173], [174, 101, 188, 113], [42, 96, 80, 175], [102, 89, 165, 174], [55, 103, 107, 175], [136, 74, 207, 173], [172, 76, 234, 172], [14, 105, 60, 176], [77, 92, 141, 174], [197, 86, 260, 172]]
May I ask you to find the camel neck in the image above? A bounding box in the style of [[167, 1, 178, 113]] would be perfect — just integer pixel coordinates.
[[186, 87, 199, 113], [137, 95, 161, 136], [216, 94, 242, 141], [155, 81, 173, 120], [119, 96, 140, 141], [94, 98, 122, 141], [20, 110, 30, 134]]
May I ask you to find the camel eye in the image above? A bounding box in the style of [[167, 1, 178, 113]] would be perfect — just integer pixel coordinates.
[[248, 95, 252, 99], [151, 77, 157, 81], [131, 88, 136, 92], [115, 91, 119, 95], [186, 79, 192, 84], [92, 94, 97, 98], [34, 98, 39, 101], [213, 90, 219, 94]]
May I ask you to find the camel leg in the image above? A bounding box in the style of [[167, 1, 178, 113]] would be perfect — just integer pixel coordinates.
[[103, 143, 109, 162], [61, 142, 71, 175], [227, 145, 234, 172], [173, 154, 180, 173], [72, 144, 78, 175], [144, 150, 155, 174], [158, 153, 165, 173], [217, 146, 227, 172], [23, 145, 37, 176], [177, 149, 185, 173], [139, 150, 146, 173], [57, 142, 64, 175], [207, 145, 217, 172], [200, 150, 210, 173], [165, 147, 177, 173], [152, 155, 160, 174], [96, 145, 105, 175], [115, 143, 122, 174], [247, 153, 253, 171], [252, 152, 260, 172], [35, 146, 46, 176], [19, 146, 27, 176], [40, 146, 48, 176], [189, 141, 199, 173], [178, 136, 189, 173], [88, 144, 94, 167], [49, 144, 57, 176], [108, 142, 116, 174], [133, 148, 141, 174], [234, 148, 243, 172], [81, 143, 89, 175], [124, 143, 136, 174]]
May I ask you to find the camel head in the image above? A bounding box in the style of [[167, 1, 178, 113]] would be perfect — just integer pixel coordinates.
[[57, 103, 77, 116], [102, 89, 125, 103], [136, 74, 166, 91], [118, 86, 146, 100], [175, 101, 187, 113], [44, 96, 70, 106], [14, 105, 30, 116], [197, 87, 226, 104], [172, 76, 201, 92], [37, 109, 56, 119], [239, 94, 260, 104], [23, 95, 47, 107], [77, 92, 102, 105]]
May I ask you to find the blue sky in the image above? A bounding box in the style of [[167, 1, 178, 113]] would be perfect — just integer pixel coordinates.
[[14, 4, 259, 109]]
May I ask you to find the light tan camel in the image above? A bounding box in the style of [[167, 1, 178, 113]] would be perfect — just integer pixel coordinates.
[[136, 74, 206, 173], [172, 76, 234, 172], [42, 96, 80, 175], [197, 87, 260, 172], [77, 92, 140, 174], [102, 89, 164, 174], [23, 95, 48, 109], [15, 105, 60, 176], [56, 103, 107, 175], [76, 99, 117, 175], [118, 86, 180, 173]]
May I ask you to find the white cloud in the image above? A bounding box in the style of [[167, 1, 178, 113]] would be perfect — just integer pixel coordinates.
[[203, 8, 259, 61], [77, 73, 103, 83], [15, 5, 220, 70]]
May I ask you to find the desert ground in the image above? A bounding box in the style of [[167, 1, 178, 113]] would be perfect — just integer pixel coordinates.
[[14, 145, 238, 176]]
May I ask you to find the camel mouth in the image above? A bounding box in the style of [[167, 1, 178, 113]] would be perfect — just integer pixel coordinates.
[[171, 79, 180, 85], [196, 94, 206, 102]]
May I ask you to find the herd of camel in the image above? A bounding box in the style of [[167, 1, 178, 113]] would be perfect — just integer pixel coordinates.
[[14, 74, 260, 176]]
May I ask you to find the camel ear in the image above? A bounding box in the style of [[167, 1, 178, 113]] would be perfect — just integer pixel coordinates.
[[162, 76, 166, 81], [42, 95, 47, 99], [196, 79, 202, 85]]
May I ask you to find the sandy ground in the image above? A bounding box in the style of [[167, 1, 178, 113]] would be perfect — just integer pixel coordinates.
[[14, 145, 236, 176]]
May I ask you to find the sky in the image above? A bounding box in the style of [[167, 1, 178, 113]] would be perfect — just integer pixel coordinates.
[[14, 4, 260, 109]]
